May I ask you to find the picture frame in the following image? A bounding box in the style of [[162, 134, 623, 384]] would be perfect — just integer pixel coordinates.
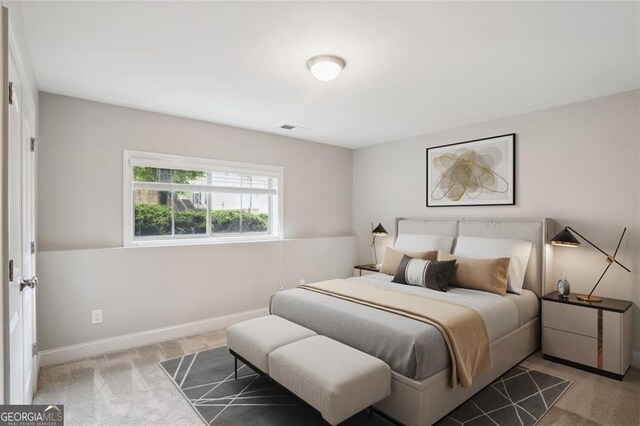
[[426, 133, 516, 207]]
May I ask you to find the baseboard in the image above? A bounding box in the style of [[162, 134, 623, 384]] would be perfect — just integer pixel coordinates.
[[38, 307, 269, 367], [632, 351, 640, 369]]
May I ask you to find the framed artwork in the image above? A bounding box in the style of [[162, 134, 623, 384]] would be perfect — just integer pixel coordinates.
[[426, 133, 515, 207]]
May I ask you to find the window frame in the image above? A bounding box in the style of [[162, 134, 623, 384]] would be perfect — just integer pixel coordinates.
[[123, 150, 284, 247]]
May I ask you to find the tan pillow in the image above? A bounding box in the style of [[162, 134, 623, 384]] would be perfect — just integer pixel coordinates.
[[380, 247, 437, 275], [438, 251, 510, 296]]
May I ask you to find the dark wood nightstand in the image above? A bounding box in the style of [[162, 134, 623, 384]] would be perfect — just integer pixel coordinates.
[[542, 291, 632, 380], [353, 264, 380, 276]]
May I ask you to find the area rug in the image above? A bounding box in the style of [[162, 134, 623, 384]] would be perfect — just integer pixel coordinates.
[[160, 346, 571, 425], [435, 365, 572, 426]]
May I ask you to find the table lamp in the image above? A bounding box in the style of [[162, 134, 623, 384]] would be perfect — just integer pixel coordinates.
[[371, 222, 388, 265], [550, 226, 630, 302]]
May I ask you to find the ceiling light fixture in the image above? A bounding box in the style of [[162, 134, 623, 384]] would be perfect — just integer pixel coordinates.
[[306, 55, 346, 82]]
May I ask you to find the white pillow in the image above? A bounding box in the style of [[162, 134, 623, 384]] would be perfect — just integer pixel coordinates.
[[394, 234, 455, 253], [453, 236, 533, 294]]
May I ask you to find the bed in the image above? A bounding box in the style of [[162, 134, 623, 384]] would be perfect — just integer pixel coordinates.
[[270, 217, 549, 425]]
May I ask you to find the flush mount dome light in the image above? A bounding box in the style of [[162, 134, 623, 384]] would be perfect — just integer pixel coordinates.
[[306, 55, 346, 81]]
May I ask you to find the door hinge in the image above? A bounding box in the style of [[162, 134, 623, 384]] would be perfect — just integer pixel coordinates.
[[8, 81, 13, 105], [31, 241, 36, 255], [32, 342, 38, 357], [8, 259, 13, 282], [30, 137, 38, 152]]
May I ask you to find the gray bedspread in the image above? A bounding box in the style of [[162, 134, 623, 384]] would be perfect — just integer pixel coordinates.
[[269, 275, 539, 380]]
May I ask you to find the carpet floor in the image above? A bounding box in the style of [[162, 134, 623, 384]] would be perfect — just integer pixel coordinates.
[[160, 346, 571, 425], [34, 329, 639, 425]]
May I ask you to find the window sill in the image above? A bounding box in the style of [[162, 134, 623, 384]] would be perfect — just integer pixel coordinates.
[[125, 235, 282, 248]]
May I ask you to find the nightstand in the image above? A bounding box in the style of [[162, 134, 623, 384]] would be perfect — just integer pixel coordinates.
[[542, 291, 632, 380], [353, 264, 380, 276]]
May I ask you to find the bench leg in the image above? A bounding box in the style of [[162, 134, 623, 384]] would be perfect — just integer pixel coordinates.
[[234, 356, 238, 380]]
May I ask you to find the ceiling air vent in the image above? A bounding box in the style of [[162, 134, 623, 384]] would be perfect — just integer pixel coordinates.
[[280, 124, 296, 130]]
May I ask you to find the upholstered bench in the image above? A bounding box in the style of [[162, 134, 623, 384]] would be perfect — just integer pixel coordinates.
[[269, 335, 391, 425], [227, 315, 391, 425], [226, 315, 316, 375]]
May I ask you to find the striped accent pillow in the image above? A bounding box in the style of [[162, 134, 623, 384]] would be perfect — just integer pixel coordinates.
[[392, 255, 456, 292]]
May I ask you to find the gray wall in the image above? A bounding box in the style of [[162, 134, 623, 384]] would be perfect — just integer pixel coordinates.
[[38, 92, 353, 251], [37, 93, 355, 352], [353, 89, 640, 354], [37, 236, 356, 353], [38, 90, 640, 361]]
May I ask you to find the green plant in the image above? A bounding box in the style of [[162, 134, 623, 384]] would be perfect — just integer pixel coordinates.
[[134, 204, 171, 236], [134, 167, 207, 207], [135, 204, 269, 236], [175, 209, 207, 235], [134, 167, 206, 184], [211, 209, 269, 233]]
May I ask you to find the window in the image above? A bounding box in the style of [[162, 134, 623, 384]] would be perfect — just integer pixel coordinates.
[[123, 151, 283, 246]]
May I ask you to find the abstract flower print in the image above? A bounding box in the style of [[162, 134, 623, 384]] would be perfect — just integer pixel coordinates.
[[431, 147, 509, 202]]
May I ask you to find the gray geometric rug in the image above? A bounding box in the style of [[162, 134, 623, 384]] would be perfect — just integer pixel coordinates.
[[435, 365, 572, 426], [160, 346, 571, 425], [159, 346, 389, 425]]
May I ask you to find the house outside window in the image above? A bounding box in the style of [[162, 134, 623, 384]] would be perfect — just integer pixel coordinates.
[[123, 150, 283, 246]]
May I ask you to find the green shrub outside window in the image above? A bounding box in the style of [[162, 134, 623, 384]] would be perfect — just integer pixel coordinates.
[[134, 204, 268, 237]]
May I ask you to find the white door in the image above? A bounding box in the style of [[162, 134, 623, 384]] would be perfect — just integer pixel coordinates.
[[7, 48, 37, 404], [20, 79, 36, 404]]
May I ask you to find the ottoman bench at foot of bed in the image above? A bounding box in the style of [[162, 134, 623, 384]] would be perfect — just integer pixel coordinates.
[[269, 335, 391, 425], [226, 315, 317, 375]]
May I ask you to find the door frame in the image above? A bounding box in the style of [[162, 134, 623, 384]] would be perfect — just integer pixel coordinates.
[[1, 6, 9, 404], [1, 5, 38, 403]]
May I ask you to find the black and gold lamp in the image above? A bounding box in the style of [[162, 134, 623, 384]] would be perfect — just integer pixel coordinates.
[[550, 226, 630, 302], [371, 222, 388, 265]]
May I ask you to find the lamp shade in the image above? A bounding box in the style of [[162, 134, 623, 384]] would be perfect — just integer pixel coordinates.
[[550, 227, 580, 247], [372, 223, 388, 236]]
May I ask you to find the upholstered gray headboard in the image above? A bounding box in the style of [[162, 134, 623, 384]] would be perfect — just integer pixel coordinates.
[[395, 217, 549, 297]]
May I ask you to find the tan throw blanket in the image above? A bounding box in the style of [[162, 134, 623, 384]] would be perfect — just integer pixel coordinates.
[[299, 279, 492, 388]]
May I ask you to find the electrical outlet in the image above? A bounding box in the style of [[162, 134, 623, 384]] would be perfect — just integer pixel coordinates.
[[299, 279, 305, 285], [91, 309, 103, 324]]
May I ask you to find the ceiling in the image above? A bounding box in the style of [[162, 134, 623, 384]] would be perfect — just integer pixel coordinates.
[[19, 1, 639, 149]]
